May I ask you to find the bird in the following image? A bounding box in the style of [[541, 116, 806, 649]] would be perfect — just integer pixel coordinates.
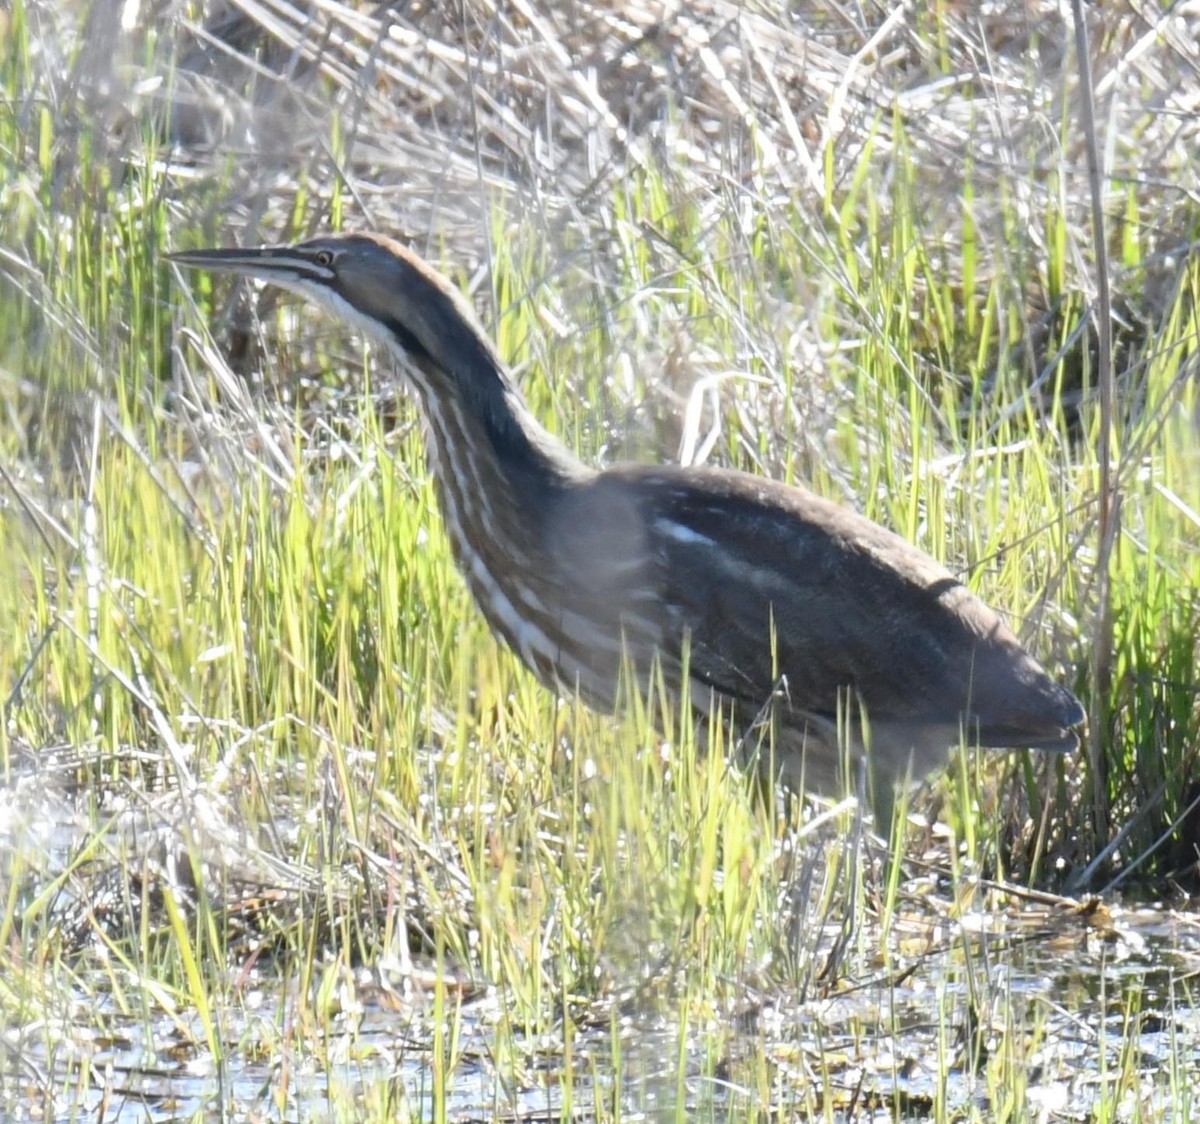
[[168, 232, 1084, 799]]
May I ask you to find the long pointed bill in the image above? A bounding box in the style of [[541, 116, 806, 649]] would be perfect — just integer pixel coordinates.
[[167, 246, 334, 285]]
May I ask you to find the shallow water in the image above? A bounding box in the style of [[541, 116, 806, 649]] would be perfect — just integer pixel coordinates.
[[3, 764, 1198, 1122]]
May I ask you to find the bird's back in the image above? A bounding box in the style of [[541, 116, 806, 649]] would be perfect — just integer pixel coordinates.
[[537, 462, 1081, 791]]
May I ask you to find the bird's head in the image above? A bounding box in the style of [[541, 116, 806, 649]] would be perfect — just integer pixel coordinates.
[[169, 232, 502, 384]]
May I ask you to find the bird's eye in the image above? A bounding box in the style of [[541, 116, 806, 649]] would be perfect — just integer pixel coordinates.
[[315, 250, 335, 267]]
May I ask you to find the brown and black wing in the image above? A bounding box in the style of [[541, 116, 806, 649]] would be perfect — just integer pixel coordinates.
[[615, 464, 1082, 754]]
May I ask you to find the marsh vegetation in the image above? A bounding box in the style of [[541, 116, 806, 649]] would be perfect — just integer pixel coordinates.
[[1, 1, 1198, 1118]]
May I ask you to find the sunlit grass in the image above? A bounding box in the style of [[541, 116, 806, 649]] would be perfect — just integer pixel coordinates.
[[2, 0, 1199, 1118]]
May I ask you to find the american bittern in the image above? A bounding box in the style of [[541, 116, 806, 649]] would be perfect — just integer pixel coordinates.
[[170, 233, 1083, 796]]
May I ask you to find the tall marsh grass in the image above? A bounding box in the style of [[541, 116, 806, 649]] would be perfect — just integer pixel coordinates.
[[1, 1, 1198, 1117]]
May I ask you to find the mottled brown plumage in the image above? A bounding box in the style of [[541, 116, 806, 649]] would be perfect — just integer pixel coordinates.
[[170, 232, 1084, 795]]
